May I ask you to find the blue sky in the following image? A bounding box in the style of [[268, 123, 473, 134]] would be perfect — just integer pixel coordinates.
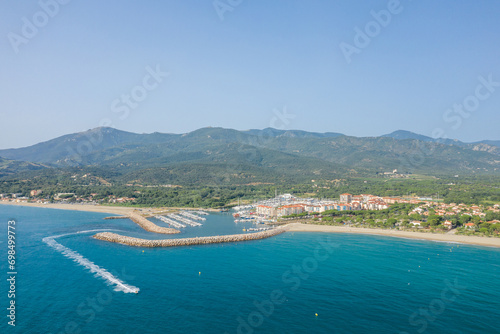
[[1, 0, 499, 149]]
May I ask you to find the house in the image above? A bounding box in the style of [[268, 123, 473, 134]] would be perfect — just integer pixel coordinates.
[[304, 205, 322, 213], [351, 202, 362, 210], [320, 203, 336, 212], [361, 194, 377, 203], [339, 193, 352, 203], [277, 205, 304, 216], [382, 197, 399, 204], [30, 189, 43, 197], [256, 205, 276, 216], [336, 204, 351, 211], [352, 195, 363, 203], [464, 223, 476, 229], [443, 220, 453, 229]]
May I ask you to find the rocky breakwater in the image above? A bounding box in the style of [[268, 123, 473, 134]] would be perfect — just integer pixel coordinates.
[[127, 212, 180, 234], [93, 225, 290, 248]]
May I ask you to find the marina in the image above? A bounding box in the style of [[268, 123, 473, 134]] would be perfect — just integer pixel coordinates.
[[246, 227, 273, 232], [194, 210, 209, 215], [128, 212, 180, 234], [155, 215, 186, 228], [179, 211, 207, 221], [153, 211, 205, 228], [167, 213, 203, 226]]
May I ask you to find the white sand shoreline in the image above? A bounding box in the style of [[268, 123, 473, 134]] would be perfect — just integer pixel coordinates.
[[0, 201, 219, 216], [287, 223, 500, 248], [0, 201, 135, 215], [2, 202, 499, 248]]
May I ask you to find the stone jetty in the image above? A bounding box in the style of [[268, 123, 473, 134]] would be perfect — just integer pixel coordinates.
[[127, 212, 180, 234], [93, 225, 290, 248]]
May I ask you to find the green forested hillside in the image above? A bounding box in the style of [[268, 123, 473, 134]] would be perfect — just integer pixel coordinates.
[[0, 127, 498, 189]]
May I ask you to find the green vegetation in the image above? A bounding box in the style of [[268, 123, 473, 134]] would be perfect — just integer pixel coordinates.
[[0, 127, 499, 209], [284, 203, 500, 237], [1, 127, 499, 179], [1, 167, 499, 208]]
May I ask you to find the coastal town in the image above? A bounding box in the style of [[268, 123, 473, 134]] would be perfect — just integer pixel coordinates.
[[253, 193, 393, 217], [2, 189, 499, 234], [237, 193, 500, 234]]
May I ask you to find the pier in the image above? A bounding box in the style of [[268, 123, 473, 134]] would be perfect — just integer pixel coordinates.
[[128, 212, 180, 234], [195, 211, 209, 215], [179, 211, 206, 221], [247, 227, 273, 232], [167, 213, 202, 227], [93, 225, 290, 248], [155, 215, 186, 228]]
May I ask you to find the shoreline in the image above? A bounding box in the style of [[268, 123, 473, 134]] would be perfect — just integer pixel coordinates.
[[2, 201, 499, 248], [126, 212, 179, 234], [287, 223, 500, 248], [0, 201, 136, 215], [0, 201, 217, 216]]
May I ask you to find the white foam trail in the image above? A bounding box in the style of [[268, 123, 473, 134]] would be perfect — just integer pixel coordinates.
[[43, 229, 139, 294]]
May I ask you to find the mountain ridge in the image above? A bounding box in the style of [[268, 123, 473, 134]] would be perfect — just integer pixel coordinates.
[[0, 127, 498, 184]]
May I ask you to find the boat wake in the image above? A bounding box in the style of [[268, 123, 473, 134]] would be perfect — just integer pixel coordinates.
[[42, 229, 139, 294]]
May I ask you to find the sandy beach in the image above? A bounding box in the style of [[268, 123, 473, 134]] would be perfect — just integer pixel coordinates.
[[2, 201, 499, 248], [0, 201, 219, 216], [0, 201, 136, 215], [287, 223, 500, 248]]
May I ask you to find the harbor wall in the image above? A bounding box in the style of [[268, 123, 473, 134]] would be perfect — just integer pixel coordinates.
[[127, 212, 180, 234], [93, 225, 289, 248]]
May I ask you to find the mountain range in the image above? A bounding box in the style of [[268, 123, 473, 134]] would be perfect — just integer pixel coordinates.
[[0, 127, 498, 183]]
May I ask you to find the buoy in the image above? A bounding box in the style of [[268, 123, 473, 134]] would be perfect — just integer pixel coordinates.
[[142, 250, 144, 252], [408, 283, 410, 285], [199, 272, 201, 275], [418, 266, 420, 268], [315, 313, 318, 317]]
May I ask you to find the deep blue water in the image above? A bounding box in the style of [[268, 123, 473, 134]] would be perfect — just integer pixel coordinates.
[[1, 204, 500, 334]]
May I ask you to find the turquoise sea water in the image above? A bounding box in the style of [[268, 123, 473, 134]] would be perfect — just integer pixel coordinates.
[[1, 205, 500, 334]]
